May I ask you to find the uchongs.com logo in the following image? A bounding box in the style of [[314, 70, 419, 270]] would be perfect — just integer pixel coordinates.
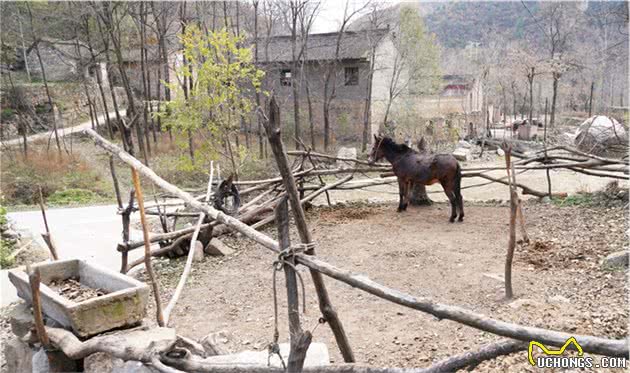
[[528, 337, 627, 369]]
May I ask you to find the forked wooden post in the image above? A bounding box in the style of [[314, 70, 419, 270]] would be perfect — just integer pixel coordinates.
[[120, 191, 135, 273], [276, 198, 312, 372], [130, 168, 165, 326], [503, 145, 517, 299], [38, 186, 58, 261], [264, 96, 355, 362]]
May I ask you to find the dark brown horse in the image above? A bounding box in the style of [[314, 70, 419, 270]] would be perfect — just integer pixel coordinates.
[[368, 134, 464, 222]]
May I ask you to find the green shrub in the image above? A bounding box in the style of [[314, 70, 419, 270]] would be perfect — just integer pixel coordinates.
[[0, 240, 15, 268], [551, 194, 593, 207], [0, 205, 15, 268], [47, 189, 99, 205], [1, 108, 16, 121], [1, 150, 106, 205]]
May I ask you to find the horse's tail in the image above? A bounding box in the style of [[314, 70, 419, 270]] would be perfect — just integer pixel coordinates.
[[454, 162, 463, 203]]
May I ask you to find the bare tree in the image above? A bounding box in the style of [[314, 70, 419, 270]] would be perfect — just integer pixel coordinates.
[[321, 0, 370, 152], [25, 2, 63, 156], [360, 2, 388, 152]]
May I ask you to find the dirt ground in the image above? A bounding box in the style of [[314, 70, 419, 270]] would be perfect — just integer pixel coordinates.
[[135, 199, 627, 372]]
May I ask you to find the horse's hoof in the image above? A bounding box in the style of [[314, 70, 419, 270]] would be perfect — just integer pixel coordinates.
[[449, 217, 455, 223], [397, 208, 404, 213], [458, 216, 464, 222]]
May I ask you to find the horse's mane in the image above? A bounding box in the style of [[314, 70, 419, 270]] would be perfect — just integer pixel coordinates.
[[380, 136, 414, 154]]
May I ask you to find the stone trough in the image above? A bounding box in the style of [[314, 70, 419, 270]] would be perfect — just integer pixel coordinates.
[[9, 259, 149, 337]]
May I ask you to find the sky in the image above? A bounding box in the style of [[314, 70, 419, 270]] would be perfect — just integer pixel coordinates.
[[311, 0, 395, 33]]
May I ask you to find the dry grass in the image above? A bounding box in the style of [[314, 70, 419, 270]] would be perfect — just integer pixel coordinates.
[[1, 147, 107, 205]]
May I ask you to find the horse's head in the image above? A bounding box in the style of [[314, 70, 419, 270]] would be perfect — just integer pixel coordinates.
[[368, 134, 386, 164]]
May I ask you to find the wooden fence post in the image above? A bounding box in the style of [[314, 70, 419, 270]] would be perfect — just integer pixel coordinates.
[[276, 198, 312, 372], [264, 96, 355, 362]]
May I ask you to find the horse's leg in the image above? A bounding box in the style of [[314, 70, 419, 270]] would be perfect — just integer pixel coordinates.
[[404, 180, 413, 210], [441, 181, 457, 223], [397, 177, 405, 212], [457, 192, 465, 222]]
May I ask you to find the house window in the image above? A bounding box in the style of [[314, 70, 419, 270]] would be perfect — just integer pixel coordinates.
[[280, 69, 292, 86], [344, 67, 359, 86]]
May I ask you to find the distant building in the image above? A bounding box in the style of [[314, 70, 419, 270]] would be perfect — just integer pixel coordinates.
[[258, 28, 483, 142], [25, 38, 94, 81], [117, 46, 181, 99], [257, 29, 388, 141]]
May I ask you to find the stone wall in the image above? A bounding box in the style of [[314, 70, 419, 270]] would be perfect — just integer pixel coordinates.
[[0, 81, 127, 139], [260, 60, 370, 145]]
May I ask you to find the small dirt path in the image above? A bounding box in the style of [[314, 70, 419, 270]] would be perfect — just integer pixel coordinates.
[[1, 110, 125, 146]]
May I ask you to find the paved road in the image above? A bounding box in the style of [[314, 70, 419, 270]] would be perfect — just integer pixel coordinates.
[[1, 204, 143, 306], [1, 109, 126, 146]]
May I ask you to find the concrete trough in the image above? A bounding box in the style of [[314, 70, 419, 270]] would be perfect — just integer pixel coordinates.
[[9, 259, 149, 337]]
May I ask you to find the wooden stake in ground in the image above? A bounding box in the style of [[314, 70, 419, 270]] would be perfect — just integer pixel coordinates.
[[38, 186, 58, 260], [130, 168, 165, 326], [120, 191, 135, 273], [264, 96, 355, 362], [503, 145, 517, 299], [276, 198, 312, 372], [28, 266, 50, 347]]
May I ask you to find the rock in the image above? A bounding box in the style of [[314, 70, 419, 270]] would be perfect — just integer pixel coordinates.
[[541, 196, 551, 204], [452, 148, 470, 162], [118, 327, 176, 354], [202, 342, 329, 367], [457, 140, 472, 149], [602, 251, 629, 269], [3, 229, 20, 240], [336, 147, 357, 159], [548, 295, 571, 304], [112, 361, 157, 373], [200, 331, 230, 356], [482, 273, 504, 283], [204, 238, 234, 256], [32, 348, 78, 373], [336, 147, 357, 169], [192, 241, 205, 262], [3, 337, 33, 373], [496, 148, 505, 156], [574, 116, 627, 154], [84, 352, 124, 373], [508, 298, 543, 310], [9, 301, 34, 339], [367, 197, 386, 204]]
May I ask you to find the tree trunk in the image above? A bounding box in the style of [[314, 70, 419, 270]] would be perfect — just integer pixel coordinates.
[[410, 183, 433, 206], [550, 73, 559, 127], [253, 1, 264, 158], [588, 82, 594, 117], [27, 4, 62, 156], [305, 81, 316, 150], [291, 6, 301, 150], [528, 67, 534, 125], [95, 16, 129, 151], [323, 101, 331, 152], [362, 47, 376, 153]]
